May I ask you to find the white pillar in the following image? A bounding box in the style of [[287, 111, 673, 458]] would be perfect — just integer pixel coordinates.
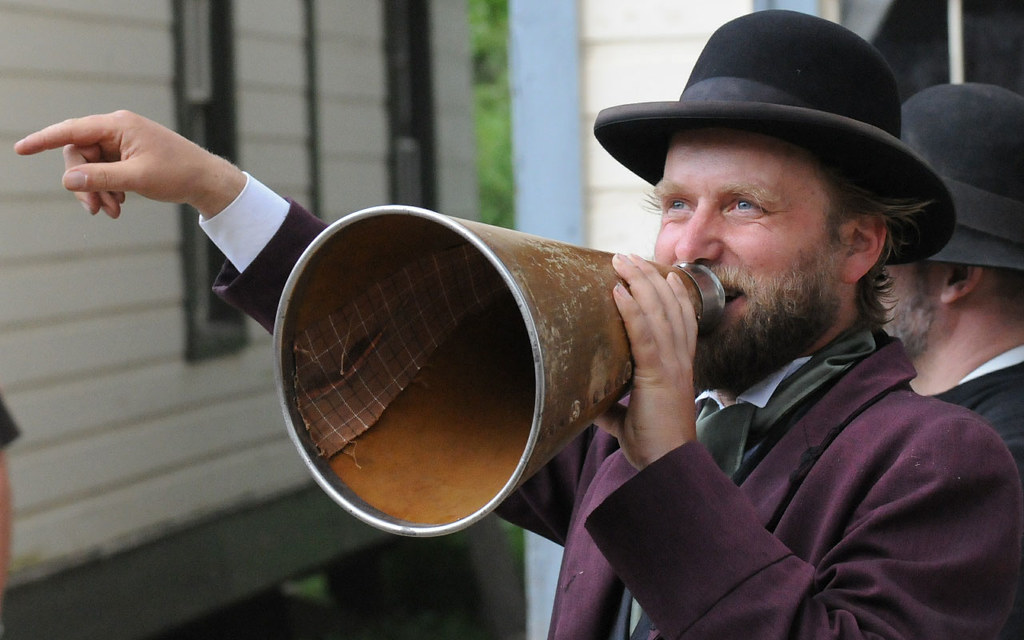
[[508, 1, 582, 637], [948, 0, 964, 83]]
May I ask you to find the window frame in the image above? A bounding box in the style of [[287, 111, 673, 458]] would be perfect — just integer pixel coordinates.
[[173, 0, 248, 361]]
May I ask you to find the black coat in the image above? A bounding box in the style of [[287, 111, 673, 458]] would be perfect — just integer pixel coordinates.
[[938, 360, 1024, 640]]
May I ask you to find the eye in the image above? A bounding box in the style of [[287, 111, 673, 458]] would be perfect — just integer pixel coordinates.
[[663, 198, 690, 215], [730, 198, 765, 217]]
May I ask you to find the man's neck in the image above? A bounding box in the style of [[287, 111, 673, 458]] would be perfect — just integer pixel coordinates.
[[912, 312, 1024, 395]]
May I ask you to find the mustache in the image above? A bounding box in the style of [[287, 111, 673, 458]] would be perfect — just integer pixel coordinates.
[[704, 264, 755, 297], [705, 260, 826, 301]]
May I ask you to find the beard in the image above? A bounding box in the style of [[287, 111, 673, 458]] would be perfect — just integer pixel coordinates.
[[885, 265, 935, 361], [693, 248, 843, 395]]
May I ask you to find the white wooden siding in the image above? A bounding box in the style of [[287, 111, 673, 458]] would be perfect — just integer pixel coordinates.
[[580, 1, 754, 255], [0, 1, 309, 577], [0, 0, 478, 581], [236, 0, 312, 206], [315, 0, 390, 222]]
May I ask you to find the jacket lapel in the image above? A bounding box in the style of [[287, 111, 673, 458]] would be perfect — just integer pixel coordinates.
[[739, 338, 916, 527]]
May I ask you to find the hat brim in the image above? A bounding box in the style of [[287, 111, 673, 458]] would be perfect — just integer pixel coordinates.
[[930, 177, 1024, 270], [594, 100, 955, 264]]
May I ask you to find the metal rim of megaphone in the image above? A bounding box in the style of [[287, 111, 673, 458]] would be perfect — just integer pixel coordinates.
[[672, 262, 725, 332], [272, 204, 546, 537]]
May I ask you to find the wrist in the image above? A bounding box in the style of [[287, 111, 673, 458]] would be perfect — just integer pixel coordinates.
[[192, 157, 247, 218]]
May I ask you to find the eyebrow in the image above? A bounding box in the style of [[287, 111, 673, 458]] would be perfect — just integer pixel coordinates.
[[722, 181, 786, 210], [652, 180, 676, 200]]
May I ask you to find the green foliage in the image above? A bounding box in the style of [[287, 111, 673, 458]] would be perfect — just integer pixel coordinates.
[[469, 0, 515, 229]]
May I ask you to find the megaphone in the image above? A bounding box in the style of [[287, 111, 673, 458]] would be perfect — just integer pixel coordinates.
[[274, 205, 723, 536]]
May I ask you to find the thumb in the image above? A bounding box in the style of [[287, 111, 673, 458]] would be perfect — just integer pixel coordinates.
[[62, 163, 132, 194], [593, 401, 628, 439]]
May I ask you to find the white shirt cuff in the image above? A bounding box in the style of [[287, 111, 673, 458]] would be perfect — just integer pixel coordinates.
[[198, 172, 290, 272]]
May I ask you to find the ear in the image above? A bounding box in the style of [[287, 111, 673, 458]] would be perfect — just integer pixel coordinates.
[[837, 215, 887, 284], [938, 263, 983, 304]]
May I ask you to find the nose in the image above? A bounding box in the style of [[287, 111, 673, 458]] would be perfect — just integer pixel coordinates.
[[657, 206, 724, 265]]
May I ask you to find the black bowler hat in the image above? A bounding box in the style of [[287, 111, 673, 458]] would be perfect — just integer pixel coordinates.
[[593, 10, 954, 264], [901, 83, 1024, 272]]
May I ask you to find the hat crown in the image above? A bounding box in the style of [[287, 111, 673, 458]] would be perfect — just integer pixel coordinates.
[[902, 83, 1024, 202], [683, 10, 902, 136], [901, 83, 1024, 267]]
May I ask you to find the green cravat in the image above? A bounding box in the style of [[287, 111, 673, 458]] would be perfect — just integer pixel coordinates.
[[696, 329, 877, 476], [695, 401, 758, 475]]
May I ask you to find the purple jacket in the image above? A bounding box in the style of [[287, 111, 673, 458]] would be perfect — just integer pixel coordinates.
[[217, 202, 1023, 640]]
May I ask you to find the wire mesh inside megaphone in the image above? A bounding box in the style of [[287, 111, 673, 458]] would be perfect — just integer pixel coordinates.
[[276, 206, 724, 535], [292, 242, 506, 458]]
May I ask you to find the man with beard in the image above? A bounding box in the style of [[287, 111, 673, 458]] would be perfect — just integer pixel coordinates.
[[15, 10, 1023, 640], [887, 82, 1024, 640]]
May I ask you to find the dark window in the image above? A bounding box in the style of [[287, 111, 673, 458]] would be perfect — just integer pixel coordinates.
[[303, 0, 322, 218], [174, 0, 247, 360], [385, 0, 437, 208]]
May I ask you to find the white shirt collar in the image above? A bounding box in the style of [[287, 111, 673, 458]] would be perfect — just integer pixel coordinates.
[[958, 344, 1024, 385], [697, 356, 812, 410]]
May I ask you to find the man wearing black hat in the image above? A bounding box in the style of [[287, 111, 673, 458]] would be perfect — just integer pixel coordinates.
[[15, 10, 1023, 640], [887, 82, 1024, 640]]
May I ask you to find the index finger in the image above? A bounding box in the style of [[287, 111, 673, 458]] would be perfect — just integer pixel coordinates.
[[14, 114, 118, 156]]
